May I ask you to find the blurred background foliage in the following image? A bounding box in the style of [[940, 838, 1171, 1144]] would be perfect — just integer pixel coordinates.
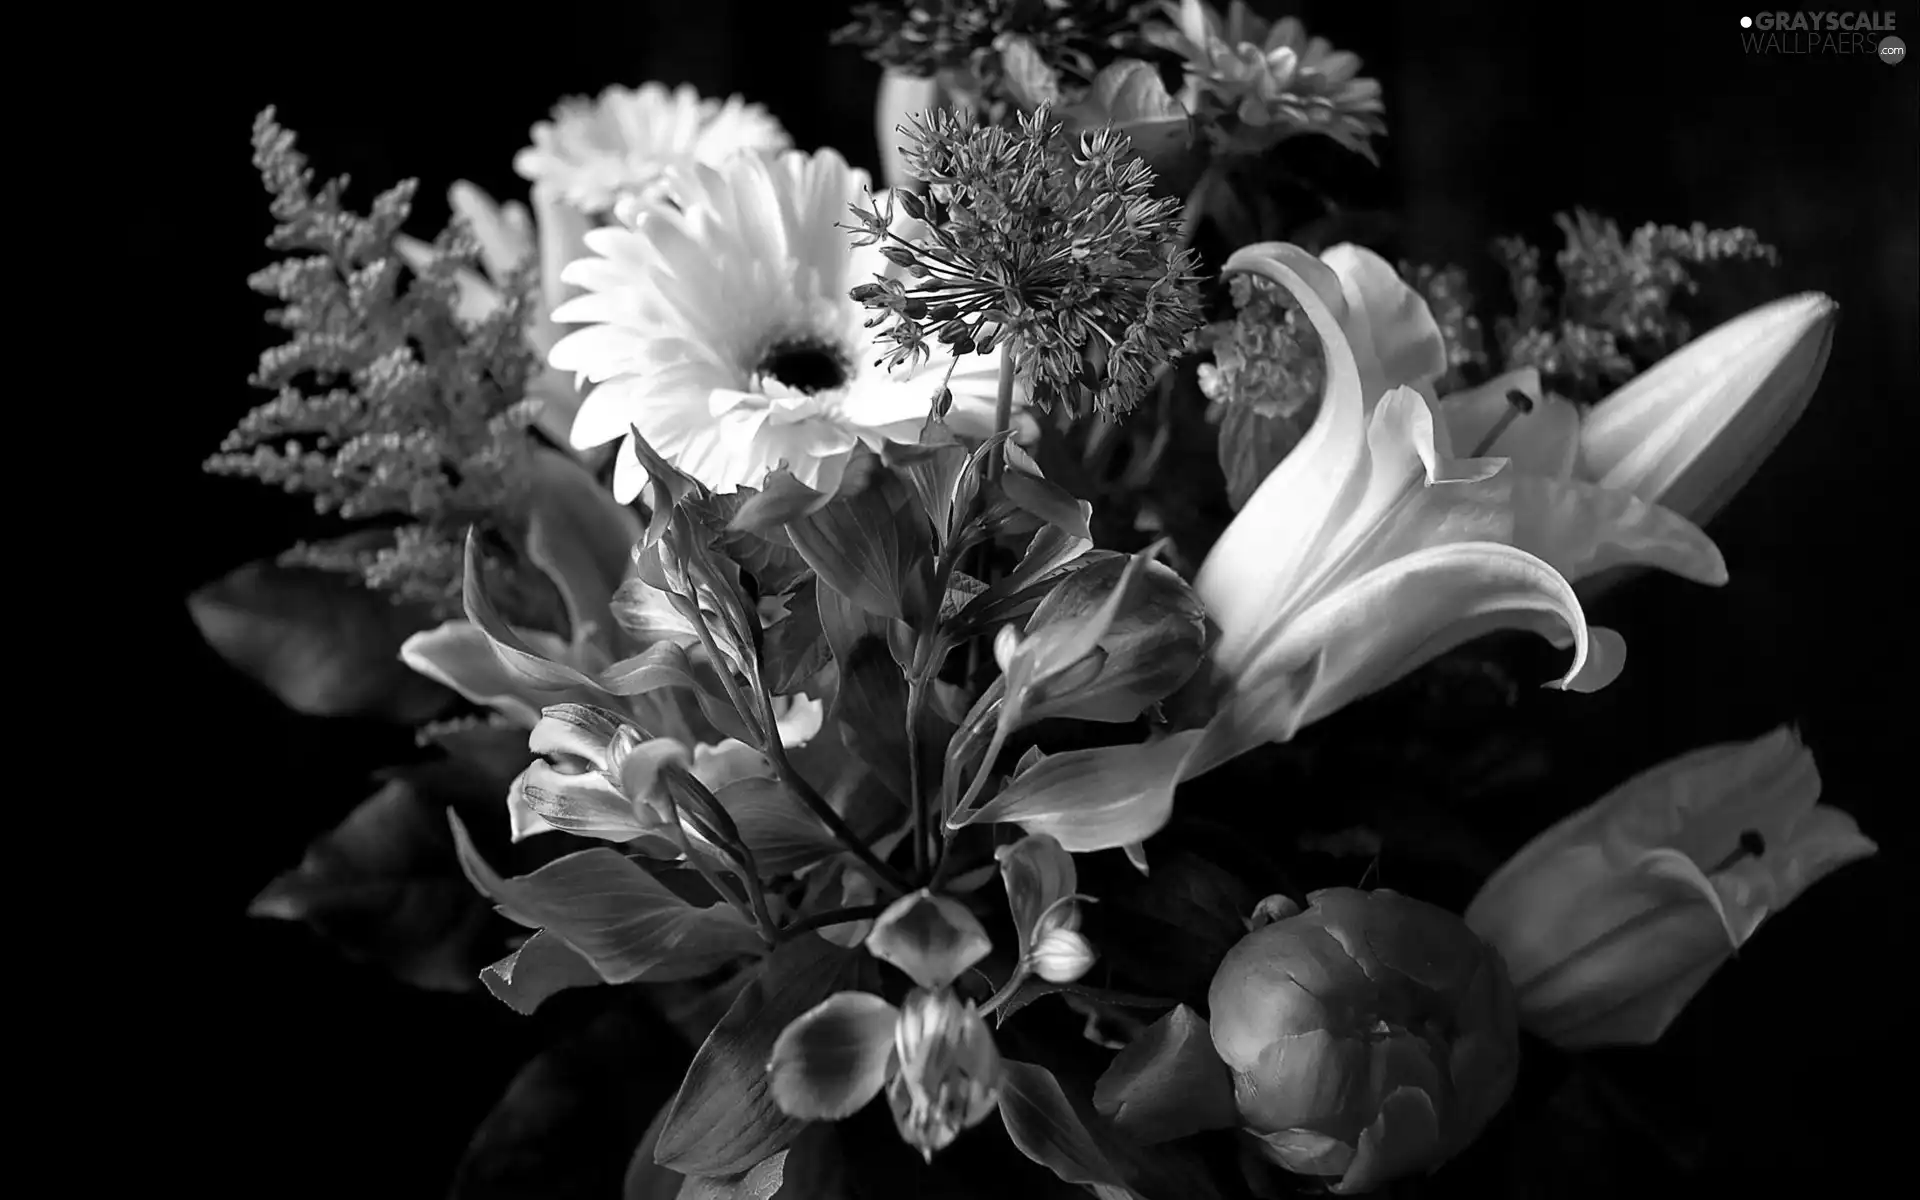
[[172, 2, 1911, 1195]]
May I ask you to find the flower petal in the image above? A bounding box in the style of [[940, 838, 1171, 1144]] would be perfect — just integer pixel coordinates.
[[400, 621, 550, 727], [1228, 540, 1602, 740], [767, 991, 901, 1121], [1320, 243, 1447, 402], [864, 891, 993, 991], [1197, 242, 1372, 672]]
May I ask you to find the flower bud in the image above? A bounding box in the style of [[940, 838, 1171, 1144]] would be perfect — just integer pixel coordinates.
[[1030, 926, 1097, 984], [1021, 553, 1209, 724], [606, 725, 691, 823], [881, 245, 919, 268], [1580, 292, 1837, 524], [888, 989, 1003, 1161], [849, 282, 887, 304], [1208, 887, 1519, 1195], [1466, 728, 1875, 1049]]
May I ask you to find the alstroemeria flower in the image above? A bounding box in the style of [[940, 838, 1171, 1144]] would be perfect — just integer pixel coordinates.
[[507, 697, 821, 843], [767, 892, 1003, 1160], [1466, 727, 1876, 1049], [1194, 243, 1626, 746], [395, 181, 594, 450]]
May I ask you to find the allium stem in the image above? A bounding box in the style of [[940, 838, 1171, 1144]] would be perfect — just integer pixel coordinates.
[[986, 342, 1019, 483]]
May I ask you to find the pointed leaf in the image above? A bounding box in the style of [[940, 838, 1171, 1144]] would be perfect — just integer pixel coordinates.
[[712, 777, 843, 877], [655, 934, 874, 1177], [525, 446, 643, 652], [783, 480, 933, 625], [728, 469, 834, 534], [451, 813, 763, 986], [958, 731, 1205, 855], [1092, 1005, 1237, 1144], [452, 1002, 683, 1200], [481, 930, 608, 1015], [760, 579, 831, 694], [249, 776, 503, 992], [189, 555, 452, 722], [999, 36, 1064, 109], [997, 1060, 1135, 1195], [832, 635, 951, 807], [463, 529, 608, 693], [999, 459, 1094, 543]]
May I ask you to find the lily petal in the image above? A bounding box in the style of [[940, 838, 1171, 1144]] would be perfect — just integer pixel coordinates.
[[1320, 243, 1447, 403]]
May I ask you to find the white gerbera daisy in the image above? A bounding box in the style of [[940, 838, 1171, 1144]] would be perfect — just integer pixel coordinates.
[[514, 82, 791, 215], [548, 147, 1011, 501]]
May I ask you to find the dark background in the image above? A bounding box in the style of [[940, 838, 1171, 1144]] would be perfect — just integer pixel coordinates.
[[168, 2, 1914, 1196]]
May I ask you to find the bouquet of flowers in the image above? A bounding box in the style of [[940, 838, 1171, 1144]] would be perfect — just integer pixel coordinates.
[[193, 2, 1879, 1196]]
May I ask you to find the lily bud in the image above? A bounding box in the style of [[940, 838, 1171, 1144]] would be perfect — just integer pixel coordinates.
[[1209, 887, 1518, 1195], [1017, 552, 1209, 725], [1580, 292, 1837, 524], [889, 989, 1003, 1160], [1466, 727, 1875, 1049]]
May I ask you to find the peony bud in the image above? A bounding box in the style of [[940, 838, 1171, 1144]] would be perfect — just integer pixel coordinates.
[[1466, 728, 1875, 1049], [1209, 887, 1518, 1195], [888, 989, 1003, 1160], [1579, 292, 1837, 524]]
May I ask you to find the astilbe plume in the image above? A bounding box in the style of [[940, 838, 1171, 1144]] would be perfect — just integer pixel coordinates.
[[1492, 209, 1778, 402], [207, 109, 548, 618], [848, 107, 1205, 419], [834, 0, 1166, 113]]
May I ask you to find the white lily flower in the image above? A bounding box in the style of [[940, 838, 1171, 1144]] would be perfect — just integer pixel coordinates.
[[1311, 244, 1728, 592], [1466, 728, 1875, 1048], [1194, 243, 1626, 745], [1578, 292, 1838, 524]]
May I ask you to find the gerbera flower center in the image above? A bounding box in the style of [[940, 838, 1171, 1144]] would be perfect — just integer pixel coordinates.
[[757, 337, 850, 394]]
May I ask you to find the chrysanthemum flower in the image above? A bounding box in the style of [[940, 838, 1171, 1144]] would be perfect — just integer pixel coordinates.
[[513, 82, 791, 216], [548, 148, 1010, 500], [1148, 0, 1385, 159]]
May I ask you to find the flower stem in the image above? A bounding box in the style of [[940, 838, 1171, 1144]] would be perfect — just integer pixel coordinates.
[[986, 343, 1019, 484], [784, 903, 888, 939], [754, 686, 911, 897]]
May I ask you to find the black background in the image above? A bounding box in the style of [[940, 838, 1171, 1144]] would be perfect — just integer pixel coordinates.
[[166, 2, 1913, 1196]]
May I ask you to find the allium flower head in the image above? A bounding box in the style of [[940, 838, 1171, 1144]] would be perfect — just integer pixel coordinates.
[[513, 82, 790, 216], [548, 147, 1009, 500], [1148, 0, 1385, 159], [850, 107, 1205, 418]]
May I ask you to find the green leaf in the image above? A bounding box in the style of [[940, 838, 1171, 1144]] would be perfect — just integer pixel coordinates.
[[832, 635, 951, 807], [451, 812, 764, 986], [481, 930, 607, 1015], [712, 777, 843, 877], [654, 934, 874, 1177], [998, 449, 1094, 543], [189, 556, 454, 722], [887, 436, 970, 547], [453, 1001, 685, 1200], [727, 469, 834, 534], [782, 477, 934, 625], [1091, 1005, 1238, 1144], [463, 529, 608, 693], [999, 35, 1064, 109], [523, 446, 643, 652], [250, 776, 498, 991], [958, 731, 1206, 854], [1064, 60, 1193, 166], [997, 1060, 1137, 1197], [760, 579, 832, 695]]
